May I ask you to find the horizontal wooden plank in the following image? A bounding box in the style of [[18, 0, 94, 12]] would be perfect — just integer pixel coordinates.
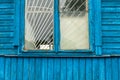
[[102, 2, 120, 7], [102, 0, 120, 1], [102, 21, 120, 25], [0, 3, 14, 9], [0, 44, 14, 49], [102, 13, 120, 18], [102, 25, 120, 30], [0, 9, 14, 15], [102, 18, 120, 22], [0, 38, 13, 43], [0, 49, 17, 54], [102, 8, 120, 12], [103, 43, 120, 49], [0, 15, 14, 20], [0, 32, 14, 38], [103, 49, 120, 54], [0, 0, 14, 3], [0, 21, 14, 26], [103, 31, 120, 37], [0, 27, 14, 32], [103, 37, 120, 43]]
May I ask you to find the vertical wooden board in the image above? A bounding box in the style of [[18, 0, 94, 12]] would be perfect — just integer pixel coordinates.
[[14, 0, 20, 46], [105, 58, 112, 80], [53, 58, 60, 80], [60, 58, 67, 80], [11, 58, 17, 80], [94, 0, 102, 55], [54, 0, 59, 51], [20, 0, 24, 50], [17, 58, 23, 80], [66, 58, 73, 80], [111, 58, 119, 80], [79, 58, 86, 80], [89, 0, 95, 52], [5, 58, 11, 80], [41, 58, 48, 80], [119, 58, 120, 80], [99, 58, 105, 80], [73, 58, 79, 80], [29, 58, 35, 80], [48, 58, 54, 80], [35, 58, 42, 80], [92, 58, 99, 80], [23, 58, 29, 80], [0, 57, 5, 80], [86, 58, 92, 80]]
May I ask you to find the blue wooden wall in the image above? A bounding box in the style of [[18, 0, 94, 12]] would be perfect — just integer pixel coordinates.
[[102, 0, 120, 54], [0, 0, 18, 54], [0, 57, 120, 80], [0, 0, 120, 55], [0, 0, 120, 80]]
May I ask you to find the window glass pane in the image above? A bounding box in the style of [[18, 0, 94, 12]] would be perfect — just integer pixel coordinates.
[[25, 0, 54, 50], [59, 0, 89, 50]]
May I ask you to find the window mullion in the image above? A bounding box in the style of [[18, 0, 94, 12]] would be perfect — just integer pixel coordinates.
[[54, 0, 60, 52]]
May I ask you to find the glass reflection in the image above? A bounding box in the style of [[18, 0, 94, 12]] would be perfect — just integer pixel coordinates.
[[59, 0, 89, 50]]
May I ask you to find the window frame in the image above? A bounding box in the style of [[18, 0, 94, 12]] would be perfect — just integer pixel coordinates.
[[19, 0, 100, 55]]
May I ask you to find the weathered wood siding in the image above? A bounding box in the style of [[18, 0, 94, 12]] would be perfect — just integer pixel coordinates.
[[0, 57, 120, 80], [0, 0, 120, 80], [0, 0, 120, 54], [102, 0, 120, 54], [0, 0, 120, 55], [0, 0, 18, 54]]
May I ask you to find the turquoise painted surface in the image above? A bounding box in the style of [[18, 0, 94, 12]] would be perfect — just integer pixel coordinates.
[[101, 0, 120, 54], [0, 0, 120, 55], [0, 0, 120, 80], [0, 57, 120, 80], [0, 0, 119, 55]]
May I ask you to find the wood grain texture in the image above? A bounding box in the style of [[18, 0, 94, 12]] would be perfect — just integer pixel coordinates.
[[0, 1, 17, 54], [1, 57, 120, 80], [102, 0, 120, 55]]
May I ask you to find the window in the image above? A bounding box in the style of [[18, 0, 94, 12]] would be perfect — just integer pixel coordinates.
[[59, 0, 89, 50], [25, 0, 54, 50], [24, 0, 92, 52]]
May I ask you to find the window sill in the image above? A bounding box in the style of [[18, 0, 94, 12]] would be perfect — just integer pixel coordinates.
[[1, 53, 120, 58]]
